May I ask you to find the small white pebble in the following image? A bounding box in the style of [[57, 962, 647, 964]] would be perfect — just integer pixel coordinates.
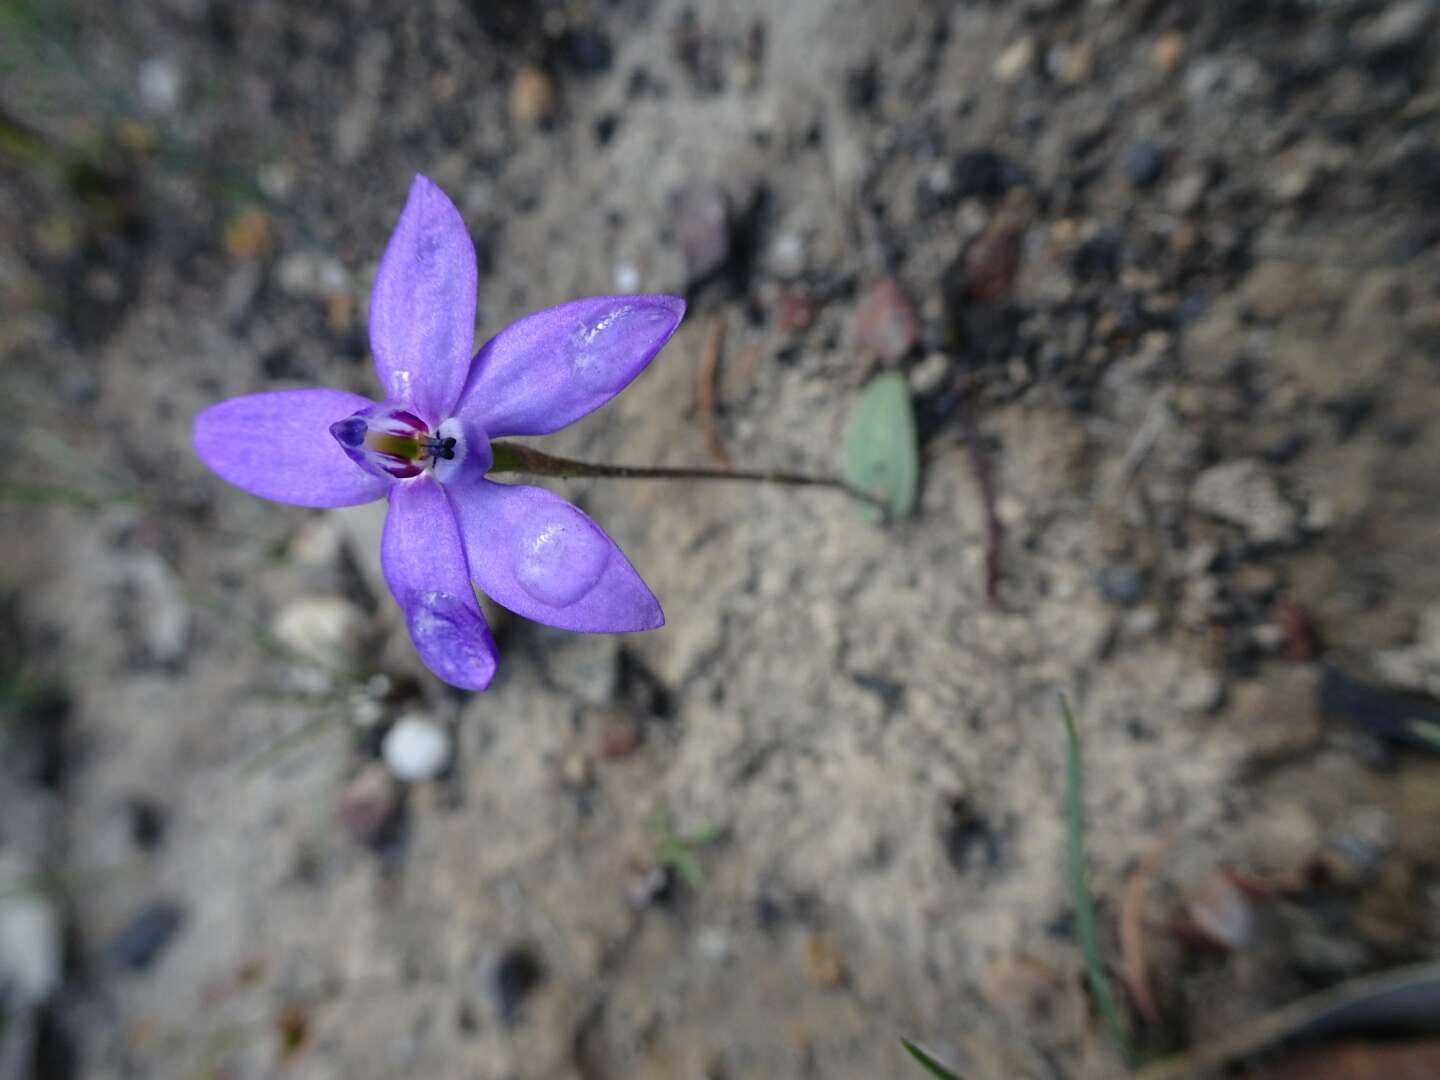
[[138, 57, 183, 113], [272, 595, 367, 667], [613, 261, 640, 293], [382, 715, 452, 782]]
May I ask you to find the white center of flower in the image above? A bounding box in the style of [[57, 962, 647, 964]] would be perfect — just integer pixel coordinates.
[[429, 417, 468, 485]]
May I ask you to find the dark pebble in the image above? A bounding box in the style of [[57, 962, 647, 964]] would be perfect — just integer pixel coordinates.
[[564, 26, 613, 74], [110, 901, 184, 971], [491, 945, 544, 1027], [939, 795, 1002, 874], [1125, 142, 1166, 188], [126, 798, 166, 850], [952, 149, 1024, 200], [1096, 563, 1146, 606], [844, 58, 880, 112], [593, 113, 619, 146]]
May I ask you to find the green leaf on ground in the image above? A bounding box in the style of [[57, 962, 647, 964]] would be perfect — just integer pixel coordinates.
[[844, 372, 918, 519]]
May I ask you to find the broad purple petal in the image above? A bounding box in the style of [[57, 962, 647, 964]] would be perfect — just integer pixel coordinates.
[[369, 175, 477, 424], [193, 389, 391, 508], [446, 479, 662, 632], [455, 295, 685, 437], [382, 477, 498, 691]]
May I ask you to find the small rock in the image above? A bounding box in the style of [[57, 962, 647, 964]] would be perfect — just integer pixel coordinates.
[[908, 353, 952, 396], [952, 150, 1023, 200], [1356, 0, 1434, 54], [258, 161, 296, 200], [0, 880, 62, 1003], [289, 519, 346, 569], [612, 261, 640, 292], [489, 945, 544, 1027], [1247, 800, 1323, 880], [624, 862, 674, 908], [673, 182, 732, 284], [110, 901, 184, 971], [223, 209, 274, 260], [770, 231, 806, 278], [560, 753, 594, 789], [126, 798, 165, 850], [137, 57, 182, 113], [381, 715, 452, 782], [1323, 806, 1395, 888], [598, 714, 641, 759], [843, 57, 880, 112], [1122, 606, 1161, 638], [1232, 563, 1280, 599], [1095, 563, 1146, 607], [1303, 495, 1336, 533], [803, 934, 846, 988], [854, 279, 920, 364], [695, 926, 732, 964], [1125, 142, 1167, 188], [272, 596, 367, 668], [117, 552, 191, 665], [509, 64, 556, 126], [1191, 458, 1299, 545], [1166, 170, 1208, 215], [337, 763, 401, 846], [962, 216, 1023, 304], [1151, 31, 1186, 73], [1268, 140, 1346, 204], [276, 251, 349, 298], [1241, 261, 1310, 320], [1048, 42, 1094, 85], [1177, 668, 1224, 714], [994, 35, 1036, 83], [778, 288, 818, 333], [564, 25, 613, 74], [1186, 873, 1257, 950]]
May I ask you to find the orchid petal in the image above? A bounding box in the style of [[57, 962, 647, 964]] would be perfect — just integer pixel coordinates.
[[193, 389, 391, 508], [447, 478, 662, 632], [455, 295, 685, 437], [369, 175, 477, 424], [382, 477, 498, 691]]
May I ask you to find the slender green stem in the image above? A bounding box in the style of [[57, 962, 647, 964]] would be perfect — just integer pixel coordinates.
[[489, 441, 890, 513], [1061, 695, 1135, 1067]]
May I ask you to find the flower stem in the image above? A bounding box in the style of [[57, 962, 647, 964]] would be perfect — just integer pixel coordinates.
[[489, 441, 889, 514]]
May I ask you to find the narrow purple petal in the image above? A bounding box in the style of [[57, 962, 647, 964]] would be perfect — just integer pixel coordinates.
[[382, 477, 498, 691], [193, 389, 391, 508], [455, 295, 685, 437], [369, 175, 477, 424], [446, 478, 662, 632]]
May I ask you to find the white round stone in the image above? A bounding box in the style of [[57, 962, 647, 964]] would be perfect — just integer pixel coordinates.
[[381, 716, 452, 782]]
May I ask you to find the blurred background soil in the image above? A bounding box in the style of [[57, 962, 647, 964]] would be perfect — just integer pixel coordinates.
[[3, 1, 1440, 1077]]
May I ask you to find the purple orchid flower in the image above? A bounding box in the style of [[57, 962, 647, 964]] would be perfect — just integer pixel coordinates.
[[194, 175, 684, 691]]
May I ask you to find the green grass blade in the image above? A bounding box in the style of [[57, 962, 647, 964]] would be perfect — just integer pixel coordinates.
[[901, 1038, 966, 1079], [1061, 695, 1134, 1067]]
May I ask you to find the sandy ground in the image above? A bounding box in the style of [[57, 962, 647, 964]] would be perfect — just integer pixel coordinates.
[[3, 1, 1440, 1077]]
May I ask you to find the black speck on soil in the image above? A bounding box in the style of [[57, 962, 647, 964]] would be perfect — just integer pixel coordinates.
[[939, 795, 1003, 875], [492, 945, 545, 1027]]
